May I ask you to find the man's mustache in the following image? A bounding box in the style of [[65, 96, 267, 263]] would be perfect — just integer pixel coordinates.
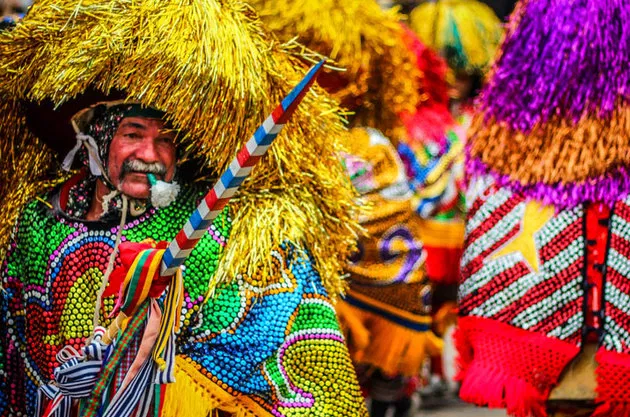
[[119, 159, 167, 182]]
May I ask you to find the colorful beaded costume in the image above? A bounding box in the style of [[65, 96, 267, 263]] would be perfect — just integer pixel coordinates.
[[338, 128, 442, 376], [2, 182, 365, 416], [458, 1, 630, 416], [0, 0, 368, 415]]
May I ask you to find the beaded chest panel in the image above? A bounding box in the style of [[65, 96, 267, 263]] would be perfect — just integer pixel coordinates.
[[603, 197, 630, 355], [460, 176, 585, 346], [2, 185, 229, 415], [1, 184, 366, 416]]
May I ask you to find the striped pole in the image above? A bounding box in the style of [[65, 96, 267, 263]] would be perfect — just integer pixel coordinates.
[[161, 60, 325, 276]]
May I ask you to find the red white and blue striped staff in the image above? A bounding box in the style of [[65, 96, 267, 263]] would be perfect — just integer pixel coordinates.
[[162, 59, 325, 276]]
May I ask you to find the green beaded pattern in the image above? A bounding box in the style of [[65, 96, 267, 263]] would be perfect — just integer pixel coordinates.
[[1, 184, 230, 416], [2, 184, 368, 417]]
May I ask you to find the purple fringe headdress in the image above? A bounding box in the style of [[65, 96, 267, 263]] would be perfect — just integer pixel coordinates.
[[467, 0, 630, 208]]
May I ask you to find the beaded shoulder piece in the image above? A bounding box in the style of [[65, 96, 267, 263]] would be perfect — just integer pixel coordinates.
[[460, 175, 585, 343]]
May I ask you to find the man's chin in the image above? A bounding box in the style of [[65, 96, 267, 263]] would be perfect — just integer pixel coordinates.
[[120, 185, 151, 200]]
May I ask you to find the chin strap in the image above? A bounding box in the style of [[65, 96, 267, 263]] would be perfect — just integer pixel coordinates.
[[63, 133, 125, 204]]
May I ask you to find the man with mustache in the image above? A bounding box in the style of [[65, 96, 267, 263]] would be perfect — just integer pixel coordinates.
[[1, 101, 367, 417], [69, 105, 178, 221], [0, 0, 368, 415]]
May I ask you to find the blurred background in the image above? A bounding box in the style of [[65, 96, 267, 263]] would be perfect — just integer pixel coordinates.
[[0, 0, 519, 21], [384, 0, 517, 20]]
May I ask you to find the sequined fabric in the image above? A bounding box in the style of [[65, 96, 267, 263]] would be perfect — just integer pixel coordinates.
[[344, 128, 431, 310], [460, 176, 585, 342], [0, 182, 367, 417], [457, 175, 630, 416], [337, 128, 440, 377]]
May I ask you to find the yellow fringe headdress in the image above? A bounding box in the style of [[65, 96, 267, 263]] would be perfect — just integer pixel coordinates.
[[0, 0, 361, 296], [249, 0, 426, 144], [409, 0, 503, 75]]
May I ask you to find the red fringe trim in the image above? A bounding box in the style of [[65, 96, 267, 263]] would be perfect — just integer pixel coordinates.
[[593, 349, 630, 417], [592, 403, 630, 417], [458, 361, 548, 417], [455, 316, 579, 417]]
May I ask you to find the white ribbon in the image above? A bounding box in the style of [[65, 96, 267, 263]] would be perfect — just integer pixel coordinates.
[[62, 133, 104, 176]]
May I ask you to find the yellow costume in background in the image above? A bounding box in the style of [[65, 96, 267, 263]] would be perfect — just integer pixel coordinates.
[[250, 0, 443, 378], [409, 0, 503, 76], [339, 128, 443, 376]]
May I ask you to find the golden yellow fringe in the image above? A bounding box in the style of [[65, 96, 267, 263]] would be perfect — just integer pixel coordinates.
[[470, 107, 630, 185], [0, 0, 362, 296], [249, 0, 425, 145], [250, 0, 398, 79], [409, 0, 503, 74], [336, 293, 442, 377], [0, 121, 70, 263], [162, 356, 272, 417], [416, 217, 465, 249]]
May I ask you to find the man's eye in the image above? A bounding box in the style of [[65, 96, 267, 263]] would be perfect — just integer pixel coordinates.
[[124, 133, 140, 139], [157, 136, 174, 144]]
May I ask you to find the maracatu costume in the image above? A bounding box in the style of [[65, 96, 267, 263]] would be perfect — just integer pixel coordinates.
[[250, 0, 454, 377], [458, 1, 630, 416], [0, 0, 368, 416]]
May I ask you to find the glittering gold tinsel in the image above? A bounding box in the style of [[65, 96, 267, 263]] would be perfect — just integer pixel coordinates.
[[0, 0, 361, 297], [249, 0, 425, 145], [0, 126, 70, 263], [469, 107, 630, 185]]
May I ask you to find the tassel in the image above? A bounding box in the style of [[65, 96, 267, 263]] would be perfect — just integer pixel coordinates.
[[77, 243, 184, 417], [147, 173, 180, 208], [455, 316, 580, 417], [459, 361, 549, 417], [152, 267, 183, 372]]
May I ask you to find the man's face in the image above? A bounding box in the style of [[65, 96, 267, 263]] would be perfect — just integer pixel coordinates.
[[107, 117, 177, 200]]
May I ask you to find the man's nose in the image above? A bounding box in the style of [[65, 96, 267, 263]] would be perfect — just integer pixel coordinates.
[[134, 137, 160, 162]]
